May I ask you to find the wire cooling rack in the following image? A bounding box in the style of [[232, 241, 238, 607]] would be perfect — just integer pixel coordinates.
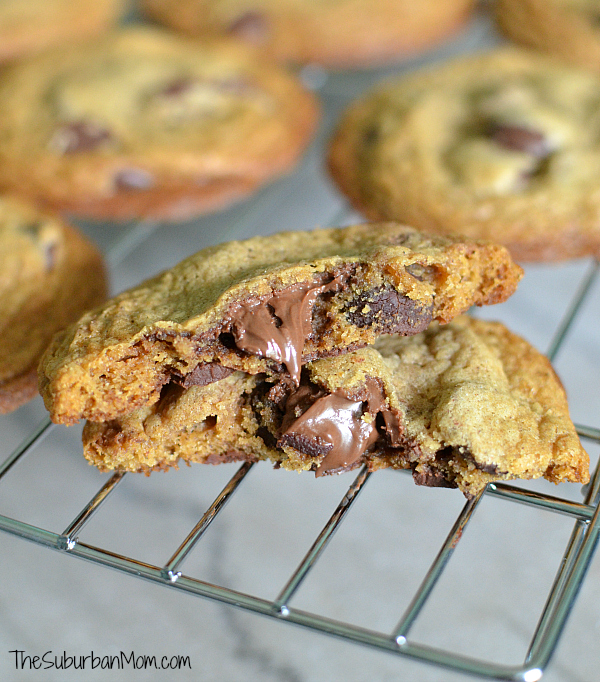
[[0, 203, 599, 681], [1, 15, 600, 681]]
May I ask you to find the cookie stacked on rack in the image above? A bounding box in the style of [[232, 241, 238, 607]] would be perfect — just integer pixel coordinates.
[[0, 2, 590, 500], [38, 222, 589, 497]]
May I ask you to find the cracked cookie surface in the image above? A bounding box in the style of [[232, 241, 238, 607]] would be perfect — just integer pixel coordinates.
[[141, 0, 475, 68], [39, 222, 522, 425], [328, 48, 600, 261], [0, 27, 318, 221], [0, 196, 107, 412], [82, 316, 588, 499]]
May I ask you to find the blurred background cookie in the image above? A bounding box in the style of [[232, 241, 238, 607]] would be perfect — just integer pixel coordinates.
[[0, 196, 106, 413], [0, 0, 124, 63], [0, 27, 319, 221], [497, 0, 600, 72], [328, 48, 600, 261], [141, 0, 476, 68]]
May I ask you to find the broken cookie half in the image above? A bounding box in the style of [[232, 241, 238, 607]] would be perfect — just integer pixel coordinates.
[[39, 222, 522, 425], [82, 317, 588, 498]]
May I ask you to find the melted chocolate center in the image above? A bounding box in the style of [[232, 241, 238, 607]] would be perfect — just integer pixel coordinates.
[[229, 279, 342, 384], [278, 377, 402, 476]]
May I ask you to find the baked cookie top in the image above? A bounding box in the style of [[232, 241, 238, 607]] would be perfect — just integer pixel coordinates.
[[82, 316, 589, 499], [141, 0, 475, 68], [0, 0, 123, 63], [328, 48, 600, 261], [39, 222, 522, 425], [0, 27, 319, 221], [0, 196, 107, 413], [497, 0, 600, 73]]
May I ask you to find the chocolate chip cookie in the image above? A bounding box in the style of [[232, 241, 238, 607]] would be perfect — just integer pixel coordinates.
[[141, 0, 476, 68], [82, 316, 589, 499], [328, 48, 600, 261], [0, 196, 107, 413], [0, 27, 319, 221], [497, 0, 600, 73], [0, 0, 123, 63], [39, 222, 522, 426]]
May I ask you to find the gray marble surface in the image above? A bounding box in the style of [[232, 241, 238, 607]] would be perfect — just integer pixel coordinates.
[[1, 8, 600, 682]]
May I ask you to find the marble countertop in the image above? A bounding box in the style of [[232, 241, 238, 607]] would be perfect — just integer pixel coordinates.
[[1, 9, 600, 682]]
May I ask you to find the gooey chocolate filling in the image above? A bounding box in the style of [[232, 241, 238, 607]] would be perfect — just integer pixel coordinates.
[[281, 378, 401, 476], [228, 277, 345, 384], [223, 272, 433, 384], [159, 270, 434, 443], [251, 375, 405, 476], [251, 375, 505, 485], [157, 271, 434, 391]]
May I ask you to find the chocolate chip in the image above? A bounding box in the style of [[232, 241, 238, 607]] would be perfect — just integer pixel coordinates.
[[477, 462, 500, 474], [413, 466, 456, 489], [228, 11, 269, 44], [44, 242, 58, 272], [158, 75, 258, 100], [466, 453, 501, 475], [344, 288, 433, 335], [489, 124, 550, 158], [256, 425, 278, 448], [114, 168, 155, 191], [440, 446, 504, 476], [51, 120, 113, 154], [363, 125, 380, 145], [159, 77, 195, 98], [278, 432, 333, 458], [205, 451, 256, 464], [174, 362, 234, 389]]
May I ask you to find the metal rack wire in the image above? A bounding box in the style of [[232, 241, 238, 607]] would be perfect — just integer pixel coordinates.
[[0, 205, 599, 682]]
